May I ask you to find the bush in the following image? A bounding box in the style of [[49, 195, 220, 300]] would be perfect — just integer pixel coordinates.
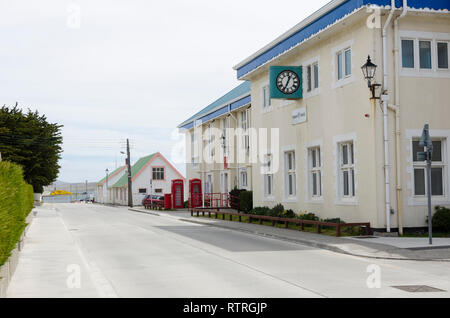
[[0, 161, 34, 267], [270, 204, 285, 217], [283, 209, 296, 219], [297, 213, 320, 221], [433, 206, 450, 232], [229, 188, 244, 209], [251, 206, 271, 216], [239, 191, 253, 213]]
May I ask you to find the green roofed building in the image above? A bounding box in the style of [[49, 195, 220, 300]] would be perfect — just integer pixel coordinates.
[[96, 166, 126, 204], [109, 152, 185, 206]]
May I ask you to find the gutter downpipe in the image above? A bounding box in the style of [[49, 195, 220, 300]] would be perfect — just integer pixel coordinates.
[[228, 105, 239, 189], [390, 0, 408, 236], [382, 0, 396, 232]]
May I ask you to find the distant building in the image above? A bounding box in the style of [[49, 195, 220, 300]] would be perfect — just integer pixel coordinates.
[[109, 152, 186, 206], [96, 166, 127, 204]]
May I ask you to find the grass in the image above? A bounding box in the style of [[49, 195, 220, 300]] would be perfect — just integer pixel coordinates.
[[195, 213, 363, 237]]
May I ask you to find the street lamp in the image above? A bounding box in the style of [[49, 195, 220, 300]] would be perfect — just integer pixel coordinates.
[[361, 55, 381, 99], [105, 168, 109, 204]]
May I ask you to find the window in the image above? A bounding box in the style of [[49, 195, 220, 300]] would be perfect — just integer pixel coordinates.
[[262, 85, 271, 109], [412, 139, 445, 196], [309, 147, 322, 198], [438, 42, 449, 69], [240, 110, 250, 152], [263, 154, 273, 197], [284, 151, 296, 197], [306, 62, 319, 92], [221, 117, 229, 156], [139, 188, 147, 194], [155, 189, 163, 194], [402, 39, 414, 68], [152, 168, 164, 180], [339, 142, 355, 198], [337, 48, 351, 80], [419, 40, 432, 69], [240, 169, 248, 188]]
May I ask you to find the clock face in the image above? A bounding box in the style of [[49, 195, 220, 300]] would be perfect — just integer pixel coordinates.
[[276, 70, 300, 95]]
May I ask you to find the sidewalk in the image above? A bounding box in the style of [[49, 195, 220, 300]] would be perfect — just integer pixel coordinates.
[[129, 207, 450, 262]]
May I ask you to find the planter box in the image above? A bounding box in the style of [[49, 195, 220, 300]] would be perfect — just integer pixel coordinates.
[[0, 213, 34, 298]]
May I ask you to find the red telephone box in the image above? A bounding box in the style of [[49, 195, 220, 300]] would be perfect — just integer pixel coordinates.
[[189, 179, 202, 208], [171, 179, 184, 209]]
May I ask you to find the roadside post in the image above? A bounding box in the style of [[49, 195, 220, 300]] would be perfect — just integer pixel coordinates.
[[417, 124, 434, 245]]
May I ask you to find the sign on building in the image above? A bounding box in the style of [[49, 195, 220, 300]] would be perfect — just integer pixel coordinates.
[[292, 107, 307, 125]]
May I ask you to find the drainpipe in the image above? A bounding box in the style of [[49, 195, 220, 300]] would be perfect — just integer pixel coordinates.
[[228, 105, 239, 188], [381, 0, 396, 232], [391, 0, 408, 236]]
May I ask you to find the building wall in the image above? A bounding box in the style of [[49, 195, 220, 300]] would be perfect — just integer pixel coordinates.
[[184, 106, 253, 200], [246, 11, 450, 229], [113, 155, 186, 206]]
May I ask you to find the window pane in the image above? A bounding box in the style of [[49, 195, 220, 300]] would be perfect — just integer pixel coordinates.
[[431, 168, 443, 196], [314, 63, 319, 88], [318, 171, 322, 196], [337, 52, 343, 79], [419, 41, 432, 69], [413, 140, 424, 162], [343, 171, 349, 196], [345, 49, 352, 76], [402, 40, 414, 68], [351, 169, 355, 196], [437, 42, 448, 69], [307, 65, 312, 92], [289, 174, 293, 195], [312, 150, 317, 168], [342, 145, 348, 165], [317, 149, 321, 167], [414, 169, 426, 195], [350, 143, 354, 164], [312, 173, 317, 196], [432, 140, 442, 162]]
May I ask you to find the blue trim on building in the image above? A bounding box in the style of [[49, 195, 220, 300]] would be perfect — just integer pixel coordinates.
[[236, 0, 449, 79], [179, 81, 251, 130]]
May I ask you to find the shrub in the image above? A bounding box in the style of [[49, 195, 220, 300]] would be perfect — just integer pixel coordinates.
[[297, 213, 319, 221], [270, 204, 285, 217], [283, 209, 296, 219], [251, 206, 271, 216], [432, 206, 450, 232], [229, 188, 244, 210], [239, 191, 253, 213], [0, 161, 34, 267]]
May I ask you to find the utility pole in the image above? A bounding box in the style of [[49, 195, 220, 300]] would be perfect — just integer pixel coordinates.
[[417, 124, 434, 245], [127, 139, 133, 208], [85, 180, 88, 201]]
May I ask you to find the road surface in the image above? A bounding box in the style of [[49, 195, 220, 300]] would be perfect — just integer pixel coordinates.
[[7, 204, 450, 298]]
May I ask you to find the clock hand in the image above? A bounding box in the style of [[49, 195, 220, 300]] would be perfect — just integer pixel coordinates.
[[285, 75, 292, 89]]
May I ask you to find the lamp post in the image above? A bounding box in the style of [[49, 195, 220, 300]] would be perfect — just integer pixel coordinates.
[[105, 168, 109, 204]]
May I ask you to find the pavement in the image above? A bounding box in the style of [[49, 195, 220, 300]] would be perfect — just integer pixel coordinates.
[[7, 203, 450, 298], [130, 208, 450, 262]]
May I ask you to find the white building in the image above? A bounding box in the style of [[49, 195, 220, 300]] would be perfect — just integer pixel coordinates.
[[96, 166, 126, 204], [109, 152, 186, 206]]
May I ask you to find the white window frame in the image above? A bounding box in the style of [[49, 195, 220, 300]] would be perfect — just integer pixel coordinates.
[[399, 30, 450, 78], [339, 141, 355, 199], [308, 147, 323, 199], [152, 167, 165, 180], [303, 56, 320, 98], [206, 173, 213, 194], [262, 153, 274, 200], [283, 150, 296, 200], [333, 133, 358, 205], [261, 83, 273, 113], [240, 168, 248, 189], [221, 116, 229, 157], [332, 40, 354, 88], [411, 136, 447, 200], [437, 41, 449, 70], [240, 109, 250, 154]]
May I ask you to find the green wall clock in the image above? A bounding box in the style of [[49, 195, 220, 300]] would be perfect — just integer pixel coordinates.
[[269, 66, 303, 99]]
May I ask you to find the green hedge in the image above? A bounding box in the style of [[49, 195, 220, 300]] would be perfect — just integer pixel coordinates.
[[433, 206, 450, 232], [0, 161, 34, 267]]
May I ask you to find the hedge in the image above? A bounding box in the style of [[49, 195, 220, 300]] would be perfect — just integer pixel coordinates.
[[0, 161, 34, 267]]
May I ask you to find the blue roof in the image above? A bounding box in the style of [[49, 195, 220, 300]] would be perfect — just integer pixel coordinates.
[[235, 0, 449, 79], [178, 81, 251, 130]]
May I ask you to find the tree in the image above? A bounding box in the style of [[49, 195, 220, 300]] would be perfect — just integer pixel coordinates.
[[0, 103, 63, 193]]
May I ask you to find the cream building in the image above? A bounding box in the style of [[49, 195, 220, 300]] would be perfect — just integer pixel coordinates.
[[181, 0, 450, 232]]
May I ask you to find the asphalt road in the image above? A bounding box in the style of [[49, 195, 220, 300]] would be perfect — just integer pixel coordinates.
[[7, 204, 450, 298]]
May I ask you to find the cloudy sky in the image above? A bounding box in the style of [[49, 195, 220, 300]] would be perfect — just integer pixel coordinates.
[[0, 0, 330, 182]]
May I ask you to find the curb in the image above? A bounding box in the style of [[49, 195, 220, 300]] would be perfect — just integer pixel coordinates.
[[128, 208, 450, 262], [0, 212, 34, 298]]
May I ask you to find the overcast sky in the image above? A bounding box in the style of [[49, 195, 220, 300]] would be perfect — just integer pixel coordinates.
[[0, 0, 330, 183]]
